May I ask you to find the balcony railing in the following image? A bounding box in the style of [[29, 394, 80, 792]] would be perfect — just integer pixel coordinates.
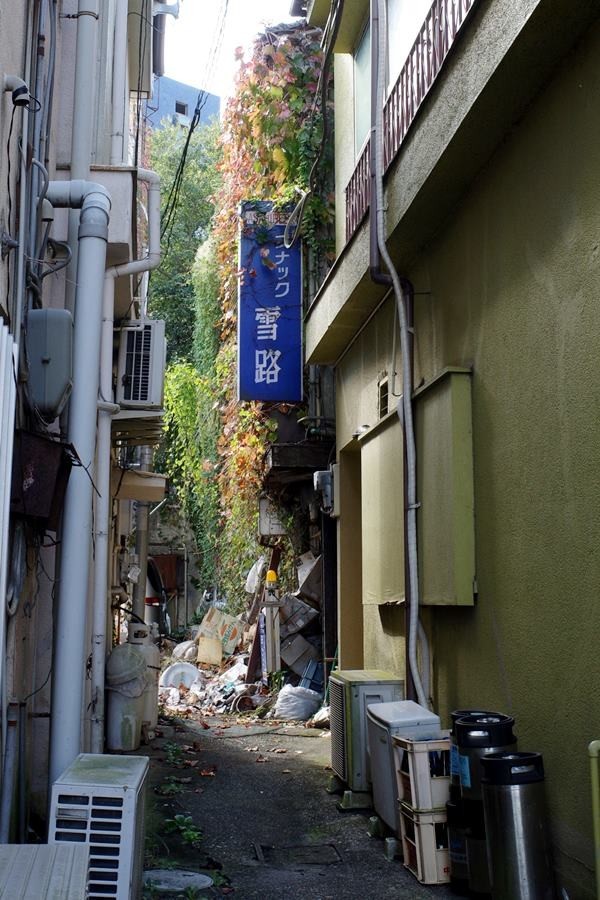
[[345, 0, 478, 242]]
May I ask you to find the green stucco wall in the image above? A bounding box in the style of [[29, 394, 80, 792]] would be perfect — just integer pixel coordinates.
[[333, 18, 600, 898]]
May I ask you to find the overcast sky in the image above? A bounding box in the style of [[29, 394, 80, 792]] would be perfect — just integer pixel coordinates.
[[163, 0, 301, 99]]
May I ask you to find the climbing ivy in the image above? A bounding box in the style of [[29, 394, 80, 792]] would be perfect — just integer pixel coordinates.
[[209, 22, 332, 607], [156, 23, 332, 609]]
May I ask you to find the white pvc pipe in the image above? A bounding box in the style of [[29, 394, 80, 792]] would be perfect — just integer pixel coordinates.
[[374, 0, 428, 708], [110, 0, 128, 166], [88, 274, 118, 754], [65, 0, 100, 314], [89, 169, 160, 753], [48, 180, 111, 785]]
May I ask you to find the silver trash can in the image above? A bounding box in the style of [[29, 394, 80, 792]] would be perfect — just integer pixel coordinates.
[[456, 713, 517, 897], [482, 752, 556, 900]]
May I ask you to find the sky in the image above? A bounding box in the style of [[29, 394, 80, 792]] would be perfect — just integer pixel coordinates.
[[163, 0, 302, 100]]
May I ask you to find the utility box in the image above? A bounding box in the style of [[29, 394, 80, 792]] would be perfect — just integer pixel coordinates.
[[329, 670, 404, 792], [25, 308, 73, 420]]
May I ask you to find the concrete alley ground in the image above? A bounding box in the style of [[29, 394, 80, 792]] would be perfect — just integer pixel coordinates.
[[140, 713, 456, 900]]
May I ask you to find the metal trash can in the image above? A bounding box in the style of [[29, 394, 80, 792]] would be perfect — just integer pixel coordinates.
[[482, 752, 556, 900], [455, 713, 517, 897], [448, 710, 497, 895]]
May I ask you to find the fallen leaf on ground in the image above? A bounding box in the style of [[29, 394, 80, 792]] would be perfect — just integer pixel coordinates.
[[200, 766, 217, 776], [184, 759, 200, 768], [269, 747, 287, 754], [245, 746, 259, 752], [282, 769, 292, 774], [198, 721, 211, 730], [255, 756, 268, 763]]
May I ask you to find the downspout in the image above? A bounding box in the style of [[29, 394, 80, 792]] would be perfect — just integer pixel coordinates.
[[47, 179, 111, 785], [132, 447, 152, 622], [589, 740, 600, 900], [90, 169, 160, 753], [65, 0, 100, 315], [369, 0, 428, 707], [110, 0, 128, 166]]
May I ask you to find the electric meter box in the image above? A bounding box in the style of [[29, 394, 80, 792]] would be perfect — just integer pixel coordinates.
[[26, 308, 73, 420]]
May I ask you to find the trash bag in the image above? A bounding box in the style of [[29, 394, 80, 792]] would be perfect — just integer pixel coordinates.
[[245, 555, 265, 593], [272, 684, 322, 721], [172, 640, 197, 661]]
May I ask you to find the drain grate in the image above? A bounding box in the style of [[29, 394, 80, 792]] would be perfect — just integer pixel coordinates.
[[254, 843, 342, 866]]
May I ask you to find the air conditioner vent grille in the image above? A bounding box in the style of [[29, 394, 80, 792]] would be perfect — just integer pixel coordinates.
[[50, 754, 149, 900], [329, 677, 346, 782], [116, 320, 166, 409], [122, 326, 152, 402]]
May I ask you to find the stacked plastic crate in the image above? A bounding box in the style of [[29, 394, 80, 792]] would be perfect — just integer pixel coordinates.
[[393, 733, 452, 885]]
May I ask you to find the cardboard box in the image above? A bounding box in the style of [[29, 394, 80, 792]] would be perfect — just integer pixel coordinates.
[[280, 633, 320, 677], [197, 636, 223, 666], [279, 594, 319, 639], [197, 607, 244, 657]]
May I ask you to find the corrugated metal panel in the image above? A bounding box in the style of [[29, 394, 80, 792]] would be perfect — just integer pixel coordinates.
[[0, 844, 89, 899]]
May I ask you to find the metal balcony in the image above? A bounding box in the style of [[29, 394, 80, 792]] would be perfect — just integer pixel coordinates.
[[345, 0, 478, 242]]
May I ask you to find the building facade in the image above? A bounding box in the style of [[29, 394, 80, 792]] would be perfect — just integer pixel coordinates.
[[305, 0, 600, 896], [0, 0, 169, 836]]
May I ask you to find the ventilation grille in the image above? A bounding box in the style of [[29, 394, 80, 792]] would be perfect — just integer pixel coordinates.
[[116, 320, 166, 409], [121, 326, 152, 403], [329, 677, 347, 782], [54, 793, 124, 899]]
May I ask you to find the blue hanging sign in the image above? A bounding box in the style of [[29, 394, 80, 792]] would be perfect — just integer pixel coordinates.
[[237, 200, 303, 402]]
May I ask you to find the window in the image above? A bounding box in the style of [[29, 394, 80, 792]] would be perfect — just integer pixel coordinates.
[[378, 375, 389, 418], [175, 100, 188, 116], [387, 0, 431, 87], [352, 0, 431, 157], [353, 21, 371, 157]]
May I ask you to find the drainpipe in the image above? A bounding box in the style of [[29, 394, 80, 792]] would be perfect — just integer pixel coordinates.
[[65, 0, 100, 315], [132, 447, 153, 621], [369, 0, 428, 707], [110, 0, 128, 166], [89, 169, 160, 753], [47, 179, 111, 785], [589, 740, 600, 900]]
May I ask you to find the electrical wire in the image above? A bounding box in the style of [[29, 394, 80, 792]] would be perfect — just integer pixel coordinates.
[[283, 0, 344, 248], [159, 0, 229, 251], [5, 105, 17, 322]]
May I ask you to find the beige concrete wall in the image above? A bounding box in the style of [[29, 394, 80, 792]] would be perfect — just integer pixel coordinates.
[[331, 18, 600, 897], [0, 2, 28, 325]]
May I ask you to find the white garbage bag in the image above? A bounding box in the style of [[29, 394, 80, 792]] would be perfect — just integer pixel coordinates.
[[272, 684, 322, 721]]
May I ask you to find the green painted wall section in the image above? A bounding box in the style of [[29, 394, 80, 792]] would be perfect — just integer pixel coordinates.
[[332, 19, 600, 899]]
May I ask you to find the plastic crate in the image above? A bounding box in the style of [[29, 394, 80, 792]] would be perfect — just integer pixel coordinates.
[[399, 802, 450, 884], [393, 733, 451, 811]]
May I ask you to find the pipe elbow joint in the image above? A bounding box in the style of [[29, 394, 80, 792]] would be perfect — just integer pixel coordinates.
[[3, 74, 28, 106]]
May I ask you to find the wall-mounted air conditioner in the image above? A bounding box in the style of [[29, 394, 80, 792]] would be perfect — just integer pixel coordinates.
[[329, 669, 404, 792], [49, 753, 149, 900], [116, 320, 166, 409]]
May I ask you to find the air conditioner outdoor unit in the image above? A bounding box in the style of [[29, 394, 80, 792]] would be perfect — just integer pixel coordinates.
[[116, 320, 166, 409], [329, 669, 404, 792], [49, 753, 149, 900]]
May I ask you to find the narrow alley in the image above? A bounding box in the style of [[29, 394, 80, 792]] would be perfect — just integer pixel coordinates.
[[142, 709, 454, 900]]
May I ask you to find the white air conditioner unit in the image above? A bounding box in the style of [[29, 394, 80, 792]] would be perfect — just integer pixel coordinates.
[[116, 320, 166, 409], [329, 669, 404, 792], [49, 753, 149, 900]]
